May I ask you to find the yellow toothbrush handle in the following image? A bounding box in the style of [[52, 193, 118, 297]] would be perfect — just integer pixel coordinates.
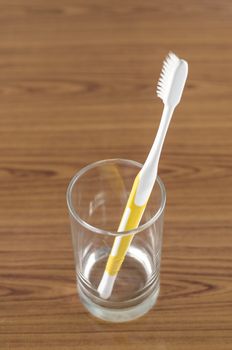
[[105, 174, 146, 276]]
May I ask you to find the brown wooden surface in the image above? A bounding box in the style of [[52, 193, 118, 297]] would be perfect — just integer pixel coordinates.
[[0, 1, 232, 349]]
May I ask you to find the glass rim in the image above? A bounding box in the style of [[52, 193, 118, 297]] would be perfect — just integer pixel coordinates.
[[66, 158, 166, 237]]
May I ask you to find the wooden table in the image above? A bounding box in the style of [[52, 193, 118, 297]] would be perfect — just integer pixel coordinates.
[[1, 1, 232, 349]]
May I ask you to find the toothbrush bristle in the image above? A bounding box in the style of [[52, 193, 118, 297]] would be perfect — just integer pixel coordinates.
[[156, 52, 180, 102]]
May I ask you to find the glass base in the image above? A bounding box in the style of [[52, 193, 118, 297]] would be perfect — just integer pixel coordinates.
[[78, 285, 160, 322], [77, 246, 160, 322]]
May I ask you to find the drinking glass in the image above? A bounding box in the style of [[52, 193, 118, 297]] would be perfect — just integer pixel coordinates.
[[66, 159, 166, 322]]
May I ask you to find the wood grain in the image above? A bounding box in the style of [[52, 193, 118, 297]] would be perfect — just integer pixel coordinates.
[[0, 1, 232, 349]]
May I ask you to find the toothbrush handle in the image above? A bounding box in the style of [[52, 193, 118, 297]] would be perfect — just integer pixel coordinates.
[[97, 173, 146, 299], [98, 105, 175, 299]]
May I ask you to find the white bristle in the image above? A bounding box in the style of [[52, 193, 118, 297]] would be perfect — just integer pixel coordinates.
[[156, 52, 182, 103]]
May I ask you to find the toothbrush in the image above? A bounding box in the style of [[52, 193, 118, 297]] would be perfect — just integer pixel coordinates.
[[98, 52, 188, 299]]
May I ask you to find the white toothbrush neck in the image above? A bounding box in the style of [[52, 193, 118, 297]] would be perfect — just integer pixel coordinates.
[[134, 104, 175, 206], [145, 104, 174, 171]]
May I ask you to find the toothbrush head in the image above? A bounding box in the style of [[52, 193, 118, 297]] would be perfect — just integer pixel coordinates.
[[157, 52, 188, 107]]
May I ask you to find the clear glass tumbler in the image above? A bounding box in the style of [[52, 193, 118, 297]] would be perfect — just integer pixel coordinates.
[[66, 159, 166, 322]]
